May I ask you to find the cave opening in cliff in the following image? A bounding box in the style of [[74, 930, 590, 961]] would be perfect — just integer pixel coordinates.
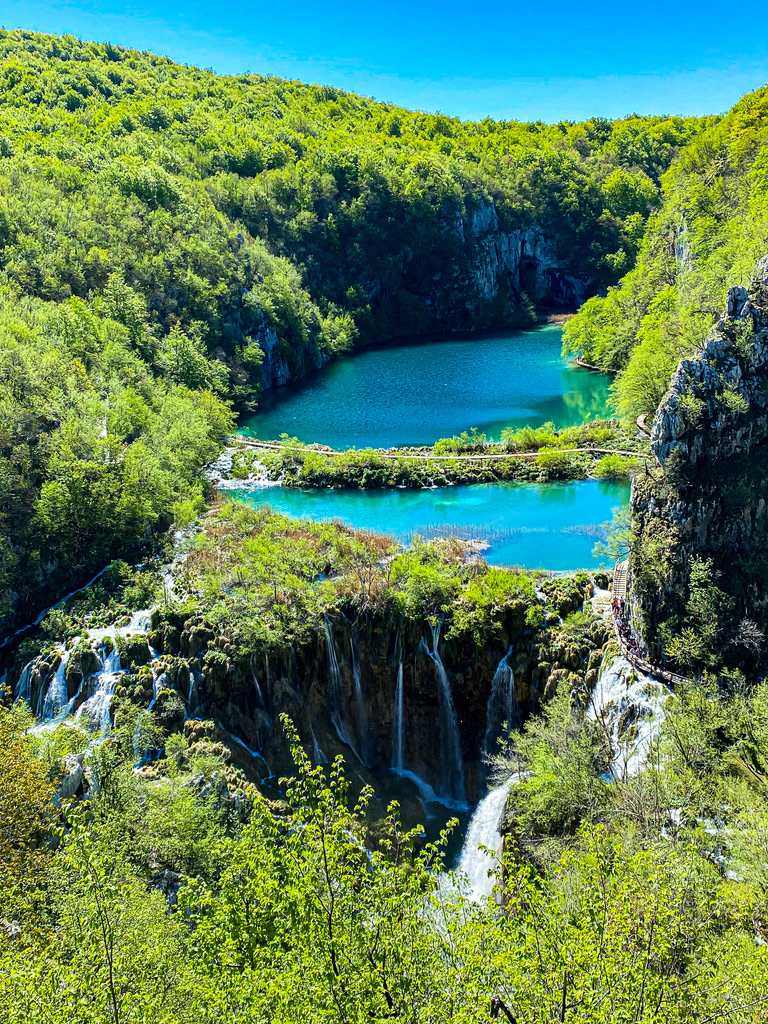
[[519, 258, 538, 300]]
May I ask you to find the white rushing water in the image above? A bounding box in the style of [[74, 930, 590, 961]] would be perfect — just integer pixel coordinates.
[[457, 781, 511, 901], [17, 609, 154, 738], [419, 620, 465, 804], [588, 655, 670, 778], [392, 660, 404, 771], [39, 650, 70, 721], [324, 616, 361, 759], [349, 628, 369, 765], [74, 648, 121, 735]]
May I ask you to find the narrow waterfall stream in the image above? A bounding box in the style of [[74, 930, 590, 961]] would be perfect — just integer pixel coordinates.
[[419, 620, 465, 804], [349, 627, 369, 765], [457, 782, 511, 901], [39, 651, 71, 721], [324, 616, 361, 760], [392, 660, 404, 771], [482, 646, 517, 763]]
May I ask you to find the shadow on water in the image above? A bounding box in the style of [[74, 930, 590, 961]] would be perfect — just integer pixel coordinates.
[[241, 324, 613, 450]]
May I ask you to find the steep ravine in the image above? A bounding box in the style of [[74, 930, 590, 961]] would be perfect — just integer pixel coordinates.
[[629, 260, 768, 669]]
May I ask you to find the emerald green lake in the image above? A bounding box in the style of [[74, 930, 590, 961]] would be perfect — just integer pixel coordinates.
[[228, 478, 629, 571], [240, 324, 613, 449]]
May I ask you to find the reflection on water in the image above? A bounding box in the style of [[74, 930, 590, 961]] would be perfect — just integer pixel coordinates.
[[240, 324, 613, 450], [229, 478, 630, 571]]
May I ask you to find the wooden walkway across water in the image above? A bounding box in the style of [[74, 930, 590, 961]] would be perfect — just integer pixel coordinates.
[[231, 436, 640, 462]]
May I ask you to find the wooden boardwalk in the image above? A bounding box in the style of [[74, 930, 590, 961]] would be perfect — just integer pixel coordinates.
[[613, 560, 629, 601], [231, 436, 639, 462], [611, 560, 687, 687]]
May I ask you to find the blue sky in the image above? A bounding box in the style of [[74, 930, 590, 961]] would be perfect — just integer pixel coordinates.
[[3, 0, 768, 122]]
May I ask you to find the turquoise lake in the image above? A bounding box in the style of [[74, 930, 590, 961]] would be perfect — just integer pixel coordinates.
[[228, 478, 629, 571], [240, 324, 613, 449]]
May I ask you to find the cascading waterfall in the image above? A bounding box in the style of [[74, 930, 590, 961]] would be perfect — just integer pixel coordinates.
[[457, 781, 511, 901], [392, 660, 404, 771], [324, 615, 359, 756], [39, 650, 70, 722], [13, 655, 42, 705], [588, 655, 670, 778], [75, 654, 119, 735], [482, 646, 517, 762], [349, 627, 369, 764], [419, 619, 465, 804]]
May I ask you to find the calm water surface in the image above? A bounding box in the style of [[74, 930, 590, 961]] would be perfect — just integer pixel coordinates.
[[228, 478, 628, 571], [240, 324, 613, 449]]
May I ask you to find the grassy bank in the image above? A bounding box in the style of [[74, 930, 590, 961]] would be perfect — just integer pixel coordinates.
[[227, 419, 646, 489]]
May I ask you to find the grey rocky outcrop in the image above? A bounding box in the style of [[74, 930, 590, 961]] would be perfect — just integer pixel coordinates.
[[630, 260, 768, 664]]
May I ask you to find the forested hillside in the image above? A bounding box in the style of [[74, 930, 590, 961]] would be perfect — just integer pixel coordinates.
[[564, 84, 768, 422], [0, 29, 705, 635]]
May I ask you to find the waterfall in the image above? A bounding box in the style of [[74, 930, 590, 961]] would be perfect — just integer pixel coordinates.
[[104, 646, 121, 673], [75, 659, 118, 735], [310, 724, 328, 764], [458, 782, 510, 901], [482, 646, 517, 761], [419, 619, 465, 804], [188, 669, 200, 713], [349, 628, 369, 764], [324, 616, 359, 756], [14, 655, 42, 705], [148, 670, 172, 711], [40, 650, 71, 722], [588, 655, 670, 778], [392, 660, 404, 771]]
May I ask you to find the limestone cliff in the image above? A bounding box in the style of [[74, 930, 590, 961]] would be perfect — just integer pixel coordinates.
[[629, 260, 768, 670], [257, 197, 590, 391]]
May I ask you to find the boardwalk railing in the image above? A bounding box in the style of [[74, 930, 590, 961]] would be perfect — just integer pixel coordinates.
[[611, 559, 688, 688], [231, 437, 640, 462]]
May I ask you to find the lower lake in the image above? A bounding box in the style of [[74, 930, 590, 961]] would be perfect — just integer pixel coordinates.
[[227, 477, 629, 571]]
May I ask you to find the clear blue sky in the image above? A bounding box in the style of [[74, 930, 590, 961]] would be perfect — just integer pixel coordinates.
[[3, 0, 768, 122]]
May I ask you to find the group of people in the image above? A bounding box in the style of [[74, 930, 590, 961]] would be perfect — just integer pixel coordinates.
[[612, 597, 642, 656]]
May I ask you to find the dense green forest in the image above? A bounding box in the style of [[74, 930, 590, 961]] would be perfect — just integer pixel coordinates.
[[7, 28, 768, 1022], [4, 512, 768, 1022], [0, 29, 706, 633], [563, 83, 768, 421]]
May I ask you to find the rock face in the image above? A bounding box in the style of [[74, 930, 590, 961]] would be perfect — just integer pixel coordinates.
[[419, 201, 589, 325], [630, 263, 768, 665], [145, 580, 604, 803], [257, 198, 590, 392], [258, 323, 329, 391]]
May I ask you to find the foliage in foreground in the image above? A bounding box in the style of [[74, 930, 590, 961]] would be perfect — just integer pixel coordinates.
[[3, 694, 768, 1023]]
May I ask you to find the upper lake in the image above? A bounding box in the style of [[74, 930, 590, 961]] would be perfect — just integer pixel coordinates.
[[239, 324, 613, 449]]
